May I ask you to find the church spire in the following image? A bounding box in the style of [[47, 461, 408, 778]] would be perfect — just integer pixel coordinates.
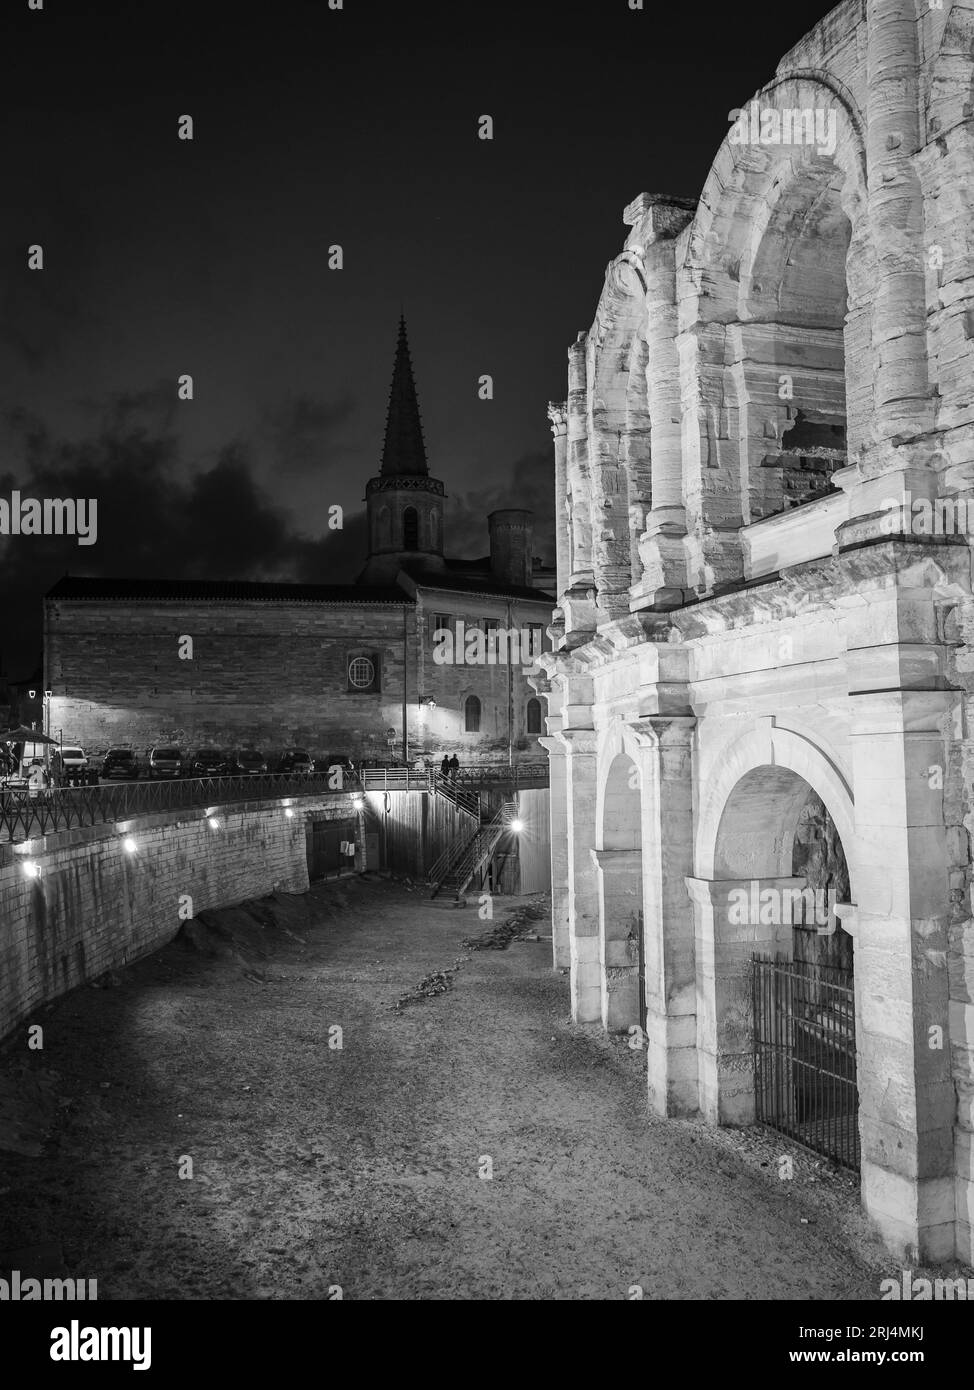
[[380, 316, 428, 477]]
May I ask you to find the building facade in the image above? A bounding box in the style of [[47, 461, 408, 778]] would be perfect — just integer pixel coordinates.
[[533, 0, 974, 1265], [44, 320, 555, 767]]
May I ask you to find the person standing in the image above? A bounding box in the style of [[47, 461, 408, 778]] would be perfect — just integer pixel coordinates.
[[449, 753, 460, 783], [439, 754, 450, 780]]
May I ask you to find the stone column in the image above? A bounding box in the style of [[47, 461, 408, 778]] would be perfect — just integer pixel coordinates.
[[548, 402, 570, 604], [562, 335, 599, 639], [846, 685, 956, 1261], [558, 728, 600, 1022], [628, 714, 698, 1117], [627, 195, 695, 610], [539, 730, 571, 970], [687, 875, 801, 1125], [864, 0, 933, 456], [591, 848, 642, 1032]]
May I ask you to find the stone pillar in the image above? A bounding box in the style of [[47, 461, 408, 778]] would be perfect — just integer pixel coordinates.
[[539, 730, 571, 970], [591, 848, 642, 1032], [629, 714, 698, 1116], [864, 0, 933, 457], [562, 335, 599, 639], [559, 728, 600, 1022], [846, 685, 956, 1261], [548, 402, 570, 603], [627, 196, 695, 611], [687, 875, 800, 1125]]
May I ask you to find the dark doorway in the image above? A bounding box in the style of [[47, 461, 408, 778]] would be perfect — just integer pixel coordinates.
[[307, 817, 357, 881]]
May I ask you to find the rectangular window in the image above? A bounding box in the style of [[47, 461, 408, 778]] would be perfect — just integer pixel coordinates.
[[429, 611, 452, 642], [527, 624, 544, 658]]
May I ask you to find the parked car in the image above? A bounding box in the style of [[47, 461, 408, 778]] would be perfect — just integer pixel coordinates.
[[102, 748, 139, 780], [185, 748, 233, 777], [147, 746, 183, 780], [53, 746, 89, 785], [276, 748, 315, 776], [230, 748, 268, 776]]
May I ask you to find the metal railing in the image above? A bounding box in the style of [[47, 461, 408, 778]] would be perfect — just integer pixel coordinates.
[[752, 954, 859, 1171], [359, 761, 549, 793], [429, 801, 517, 900], [0, 770, 348, 845], [431, 777, 481, 821]]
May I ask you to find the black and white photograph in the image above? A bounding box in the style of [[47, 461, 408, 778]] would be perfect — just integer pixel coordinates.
[[0, 0, 972, 1350]]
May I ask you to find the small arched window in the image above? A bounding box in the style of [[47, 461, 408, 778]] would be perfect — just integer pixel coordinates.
[[377, 505, 391, 548], [526, 697, 542, 735], [403, 506, 419, 550], [464, 695, 481, 733]]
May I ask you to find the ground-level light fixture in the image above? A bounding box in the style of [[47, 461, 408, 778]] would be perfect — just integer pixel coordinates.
[[510, 818, 524, 834], [122, 837, 138, 854]]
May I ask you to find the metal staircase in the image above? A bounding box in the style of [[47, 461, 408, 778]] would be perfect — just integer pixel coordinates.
[[428, 800, 517, 900], [431, 775, 481, 823]]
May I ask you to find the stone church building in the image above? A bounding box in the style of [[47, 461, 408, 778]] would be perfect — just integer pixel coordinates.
[[45, 320, 555, 766], [533, 0, 974, 1265]]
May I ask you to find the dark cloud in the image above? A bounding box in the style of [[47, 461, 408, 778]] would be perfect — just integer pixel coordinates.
[[259, 392, 359, 476], [0, 408, 366, 678], [447, 449, 555, 564]]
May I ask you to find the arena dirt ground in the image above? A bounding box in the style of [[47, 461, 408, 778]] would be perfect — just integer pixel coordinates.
[[0, 874, 940, 1300]]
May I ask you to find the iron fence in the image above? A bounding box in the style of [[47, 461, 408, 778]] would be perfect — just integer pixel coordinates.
[[0, 771, 347, 844], [752, 954, 859, 1171]]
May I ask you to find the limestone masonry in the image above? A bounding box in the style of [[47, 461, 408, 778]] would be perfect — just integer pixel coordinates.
[[532, 0, 974, 1265]]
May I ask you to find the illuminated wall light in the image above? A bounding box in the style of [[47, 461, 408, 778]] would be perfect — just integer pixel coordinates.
[[208, 817, 220, 831], [122, 837, 138, 854], [352, 796, 364, 811], [510, 818, 524, 833], [23, 861, 42, 880], [284, 808, 294, 819]]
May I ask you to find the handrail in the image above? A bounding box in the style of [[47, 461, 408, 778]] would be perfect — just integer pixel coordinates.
[[429, 800, 517, 898]]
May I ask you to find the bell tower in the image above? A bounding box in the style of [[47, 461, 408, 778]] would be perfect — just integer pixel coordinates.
[[359, 317, 447, 583]]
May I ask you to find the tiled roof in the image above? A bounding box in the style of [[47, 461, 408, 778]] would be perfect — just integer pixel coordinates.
[[45, 575, 412, 605]]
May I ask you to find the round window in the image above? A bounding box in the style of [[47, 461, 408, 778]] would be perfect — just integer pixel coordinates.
[[348, 656, 375, 689]]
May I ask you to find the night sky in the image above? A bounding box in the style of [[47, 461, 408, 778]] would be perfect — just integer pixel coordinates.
[[1, 0, 838, 677]]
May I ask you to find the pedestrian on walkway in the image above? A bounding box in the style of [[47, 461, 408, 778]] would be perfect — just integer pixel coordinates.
[[449, 753, 460, 783], [440, 754, 450, 781]]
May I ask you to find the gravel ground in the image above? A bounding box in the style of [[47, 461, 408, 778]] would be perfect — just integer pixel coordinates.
[[0, 875, 915, 1300]]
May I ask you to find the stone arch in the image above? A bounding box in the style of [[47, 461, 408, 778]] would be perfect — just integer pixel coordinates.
[[695, 722, 857, 895], [678, 74, 872, 583]]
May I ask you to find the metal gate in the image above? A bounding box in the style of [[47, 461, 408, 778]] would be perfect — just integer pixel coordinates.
[[752, 954, 859, 1171]]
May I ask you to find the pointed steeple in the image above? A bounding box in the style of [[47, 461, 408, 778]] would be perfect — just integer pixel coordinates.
[[380, 316, 428, 477]]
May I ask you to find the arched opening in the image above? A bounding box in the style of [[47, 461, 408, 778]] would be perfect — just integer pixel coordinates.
[[377, 505, 391, 549], [402, 506, 419, 550], [594, 752, 644, 1032], [743, 164, 852, 521], [703, 764, 858, 1167], [463, 695, 481, 733], [525, 697, 542, 735]]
